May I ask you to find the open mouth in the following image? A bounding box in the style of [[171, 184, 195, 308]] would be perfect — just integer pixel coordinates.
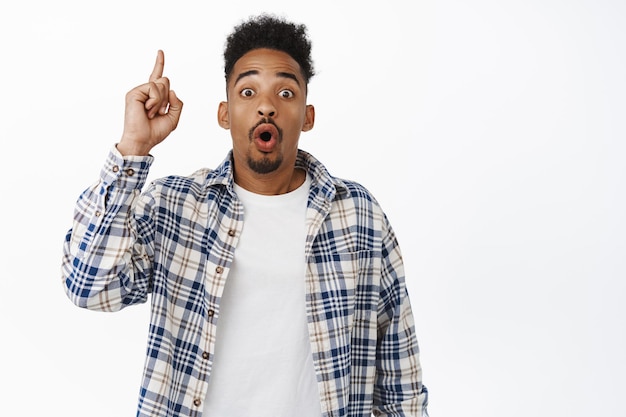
[[252, 122, 280, 143], [260, 131, 272, 142], [250, 122, 281, 153]]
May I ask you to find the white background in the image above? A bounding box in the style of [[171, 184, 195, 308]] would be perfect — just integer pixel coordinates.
[[1, 0, 624, 416]]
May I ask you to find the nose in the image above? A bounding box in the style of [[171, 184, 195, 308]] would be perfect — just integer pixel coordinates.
[[257, 95, 276, 118]]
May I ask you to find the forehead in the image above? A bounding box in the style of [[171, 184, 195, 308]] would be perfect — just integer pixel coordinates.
[[230, 48, 303, 83]]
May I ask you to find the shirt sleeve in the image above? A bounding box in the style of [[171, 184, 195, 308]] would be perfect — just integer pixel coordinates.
[[373, 214, 429, 416], [61, 145, 156, 312]]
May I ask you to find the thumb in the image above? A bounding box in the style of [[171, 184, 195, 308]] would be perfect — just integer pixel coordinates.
[[166, 90, 184, 129]]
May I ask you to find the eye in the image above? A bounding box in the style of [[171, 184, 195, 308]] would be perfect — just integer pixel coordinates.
[[240, 88, 255, 98], [278, 89, 294, 99]]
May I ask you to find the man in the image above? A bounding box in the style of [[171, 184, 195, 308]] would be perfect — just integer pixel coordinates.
[[62, 14, 429, 417]]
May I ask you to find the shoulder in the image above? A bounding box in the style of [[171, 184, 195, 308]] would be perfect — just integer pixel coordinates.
[[335, 178, 378, 205], [298, 149, 380, 208], [141, 165, 233, 212], [146, 152, 234, 199], [150, 167, 214, 194]]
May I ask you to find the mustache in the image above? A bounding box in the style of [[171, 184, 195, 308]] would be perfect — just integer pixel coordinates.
[[248, 118, 283, 140]]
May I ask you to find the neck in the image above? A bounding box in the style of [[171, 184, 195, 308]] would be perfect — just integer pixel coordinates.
[[234, 166, 306, 195]]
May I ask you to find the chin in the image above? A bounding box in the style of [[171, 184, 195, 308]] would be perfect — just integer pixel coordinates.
[[247, 155, 283, 175]]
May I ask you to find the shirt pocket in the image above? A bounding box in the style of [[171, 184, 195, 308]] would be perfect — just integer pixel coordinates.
[[309, 250, 374, 338]]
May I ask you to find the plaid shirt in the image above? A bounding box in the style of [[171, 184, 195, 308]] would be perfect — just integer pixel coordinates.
[[62, 147, 429, 417]]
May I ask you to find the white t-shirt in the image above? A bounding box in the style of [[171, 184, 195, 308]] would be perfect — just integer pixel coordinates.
[[203, 173, 321, 416]]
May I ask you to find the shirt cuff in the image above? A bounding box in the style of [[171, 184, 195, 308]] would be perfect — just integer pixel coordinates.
[[99, 144, 155, 189]]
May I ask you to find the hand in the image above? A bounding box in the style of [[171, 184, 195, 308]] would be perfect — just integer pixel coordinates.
[[118, 50, 183, 156]]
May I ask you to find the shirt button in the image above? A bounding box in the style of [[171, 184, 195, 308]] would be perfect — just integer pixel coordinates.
[[112, 165, 120, 173], [193, 398, 202, 407], [126, 168, 135, 176], [228, 229, 236, 237], [202, 351, 210, 359], [207, 309, 215, 317], [95, 211, 101, 217], [215, 266, 223, 274]]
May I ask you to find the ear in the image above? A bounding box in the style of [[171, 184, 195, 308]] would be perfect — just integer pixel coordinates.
[[302, 104, 315, 132], [217, 101, 230, 129]]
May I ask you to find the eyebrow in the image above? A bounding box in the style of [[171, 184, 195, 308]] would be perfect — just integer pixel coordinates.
[[276, 71, 300, 86], [234, 70, 301, 86]]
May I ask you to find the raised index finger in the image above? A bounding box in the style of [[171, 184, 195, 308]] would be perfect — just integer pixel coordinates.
[[149, 50, 165, 82]]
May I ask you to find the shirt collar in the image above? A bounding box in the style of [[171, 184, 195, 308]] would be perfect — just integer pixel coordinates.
[[202, 149, 349, 202]]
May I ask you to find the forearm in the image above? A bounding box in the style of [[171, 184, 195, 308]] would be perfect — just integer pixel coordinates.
[[62, 146, 155, 311], [373, 216, 429, 416], [373, 291, 428, 416]]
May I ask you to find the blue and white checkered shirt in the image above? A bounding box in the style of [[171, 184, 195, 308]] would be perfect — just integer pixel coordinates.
[[62, 147, 428, 417]]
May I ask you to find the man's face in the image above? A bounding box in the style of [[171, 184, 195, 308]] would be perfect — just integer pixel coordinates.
[[218, 48, 314, 191]]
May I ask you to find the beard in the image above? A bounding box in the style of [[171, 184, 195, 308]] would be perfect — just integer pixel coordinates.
[[247, 154, 283, 174]]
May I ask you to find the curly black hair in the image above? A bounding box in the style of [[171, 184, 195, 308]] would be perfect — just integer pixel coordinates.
[[224, 14, 315, 86]]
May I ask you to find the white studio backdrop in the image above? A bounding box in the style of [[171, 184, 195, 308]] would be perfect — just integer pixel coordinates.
[[1, 1, 624, 416]]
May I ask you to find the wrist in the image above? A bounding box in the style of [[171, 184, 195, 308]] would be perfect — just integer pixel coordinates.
[[116, 140, 152, 156]]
